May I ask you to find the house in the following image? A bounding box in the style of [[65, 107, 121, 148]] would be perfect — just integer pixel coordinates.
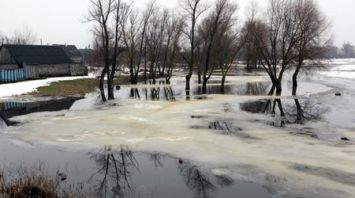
[[56, 44, 86, 76], [0, 44, 87, 79]]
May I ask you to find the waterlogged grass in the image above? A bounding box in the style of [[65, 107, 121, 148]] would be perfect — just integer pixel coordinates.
[[31, 76, 132, 97]]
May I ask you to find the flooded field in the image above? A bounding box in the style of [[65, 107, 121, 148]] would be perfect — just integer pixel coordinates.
[[1, 60, 355, 197]]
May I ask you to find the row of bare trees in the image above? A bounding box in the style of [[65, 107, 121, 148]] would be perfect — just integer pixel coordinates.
[[1, 27, 38, 45], [87, 0, 185, 101], [326, 42, 355, 59], [182, 0, 248, 94], [87, 0, 328, 101]]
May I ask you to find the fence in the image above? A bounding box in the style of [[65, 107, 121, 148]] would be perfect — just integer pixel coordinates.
[[0, 101, 27, 111], [0, 68, 29, 84]]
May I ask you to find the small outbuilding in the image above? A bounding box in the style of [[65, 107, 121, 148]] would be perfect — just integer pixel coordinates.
[[0, 44, 87, 79]]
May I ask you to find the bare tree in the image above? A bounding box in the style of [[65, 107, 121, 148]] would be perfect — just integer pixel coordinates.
[[218, 32, 245, 93], [245, 0, 305, 119], [241, 4, 263, 72], [199, 0, 237, 93], [0, 27, 38, 45], [181, 0, 208, 94], [292, 0, 328, 96], [13, 27, 38, 45], [340, 42, 355, 58], [217, 11, 250, 93], [144, 9, 184, 84], [119, 1, 155, 85], [0, 32, 6, 45], [145, 7, 166, 84], [108, 0, 126, 100], [250, 0, 328, 97], [163, 13, 185, 84], [87, 0, 115, 102], [252, 0, 304, 96], [324, 44, 339, 59], [119, 5, 139, 85]]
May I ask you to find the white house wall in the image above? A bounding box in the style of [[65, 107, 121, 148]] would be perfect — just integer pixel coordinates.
[[26, 64, 71, 78]]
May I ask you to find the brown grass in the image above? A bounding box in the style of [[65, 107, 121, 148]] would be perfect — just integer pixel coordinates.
[[0, 164, 85, 198], [30, 76, 132, 97]]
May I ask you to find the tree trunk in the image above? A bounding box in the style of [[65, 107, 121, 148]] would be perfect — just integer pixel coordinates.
[[108, 54, 117, 100], [152, 65, 157, 84], [202, 77, 208, 94], [144, 63, 147, 84], [185, 75, 191, 91], [99, 67, 108, 102], [130, 88, 135, 98], [149, 60, 155, 83], [275, 79, 282, 96], [221, 75, 226, 94], [106, 65, 112, 100], [268, 84, 276, 96], [292, 67, 300, 96], [202, 39, 213, 93], [276, 99, 285, 117], [197, 65, 202, 84], [107, 68, 114, 100], [294, 99, 303, 123], [161, 67, 165, 78], [144, 42, 148, 84], [277, 99, 286, 127], [185, 75, 191, 100], [130, 62, 135, 84]]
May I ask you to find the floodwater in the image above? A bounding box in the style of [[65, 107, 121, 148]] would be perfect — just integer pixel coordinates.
[[1, 61, 355, 197], [0, 137, 270, 198]]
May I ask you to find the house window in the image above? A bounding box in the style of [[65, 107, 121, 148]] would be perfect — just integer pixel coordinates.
[[18, 64, 24, 69]]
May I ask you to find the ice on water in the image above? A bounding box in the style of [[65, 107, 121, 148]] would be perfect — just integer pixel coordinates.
[[3, 60, 355, 197]]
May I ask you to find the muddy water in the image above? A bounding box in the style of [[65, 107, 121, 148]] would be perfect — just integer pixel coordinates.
[[1, 69, 355, 197]]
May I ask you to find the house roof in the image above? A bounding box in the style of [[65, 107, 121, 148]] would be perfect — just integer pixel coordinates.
[[54, 45, 82, 58], [2, 45, 72, 65]]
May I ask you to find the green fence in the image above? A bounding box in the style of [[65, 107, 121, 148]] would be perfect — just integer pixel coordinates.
[[0, 68, 29, 83]]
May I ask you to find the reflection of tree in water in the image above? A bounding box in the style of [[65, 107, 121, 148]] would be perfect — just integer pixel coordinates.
[[240, 97, 328, 126], [163, 87, 176, 101], [150, 87, 161, 101], [130, 85, 176, 102], [244, 82, 268, 95], [240, 99, 272, 114], [178, 161, 235, 198], [287, 99, 327, 124], [149, 153, 164, 168], [178, 162, 216, 198], [88, 147, 237, 198], [194, 85, 232, 95], [88, 146, 139, 198], [130, 88, 141, 100]]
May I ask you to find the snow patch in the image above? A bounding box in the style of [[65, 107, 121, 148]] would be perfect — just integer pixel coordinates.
[[0, 76, 92, 99]]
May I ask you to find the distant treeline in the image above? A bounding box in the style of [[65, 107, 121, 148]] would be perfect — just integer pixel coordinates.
[[325, 43, 355, 59]]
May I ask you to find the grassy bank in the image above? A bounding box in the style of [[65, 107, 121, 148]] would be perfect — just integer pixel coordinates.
[[31, 76, 131, 97]]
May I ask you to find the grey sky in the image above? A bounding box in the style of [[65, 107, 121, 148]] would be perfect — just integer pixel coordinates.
[[0, 0, 354, 48]]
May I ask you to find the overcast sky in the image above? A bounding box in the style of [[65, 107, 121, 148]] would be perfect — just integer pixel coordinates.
[[0, 0, 354, 48]]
